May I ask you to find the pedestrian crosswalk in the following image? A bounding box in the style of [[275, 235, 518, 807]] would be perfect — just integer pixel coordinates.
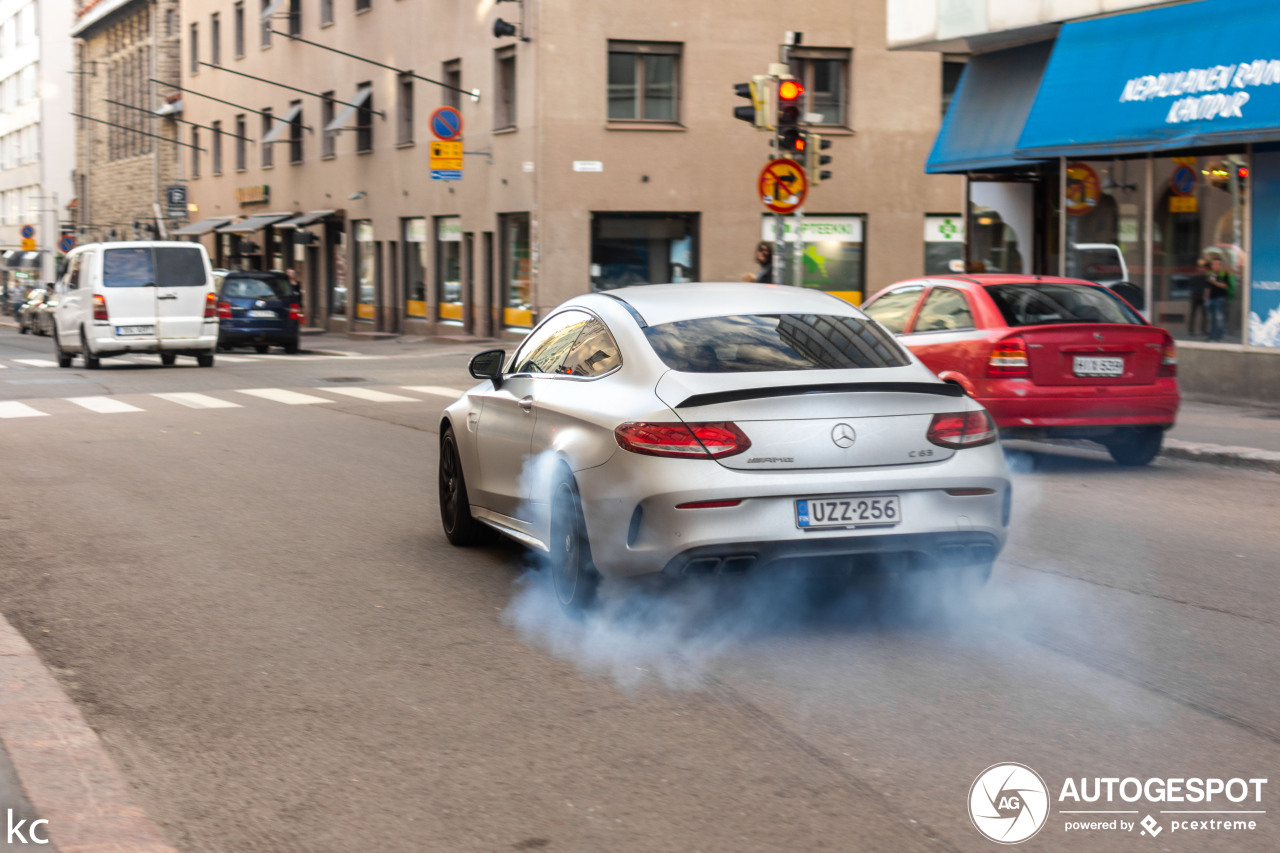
[[0, 385, 468, 419], [0, 351, 380, 371]]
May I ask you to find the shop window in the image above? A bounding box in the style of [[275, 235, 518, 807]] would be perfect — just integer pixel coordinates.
[[760, 214, 864, 298], [353, 221, 375, 321], [591, 213, 697, 290], [607, 41, 680, 122], [501, 213, 531, 327], [925, 214, 965, 275], [969, 182, 1031, 275], [330, 227, 347, 315], [436, 216, 462, 320], [403, 218, 427, 317], [789, 48, 850, 126]]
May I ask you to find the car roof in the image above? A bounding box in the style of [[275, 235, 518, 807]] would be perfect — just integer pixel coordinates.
[[221, 270, 287, 279], [897, 274, 1106, 289], [589, 282, 859, 326]]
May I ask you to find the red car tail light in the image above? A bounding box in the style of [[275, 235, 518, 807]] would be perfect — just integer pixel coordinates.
[[615, 422, 752, 459], [927, 410, 998, 449], [1158, 335, 1177, 377], [216, 300, 233, 319], [205, 292, 219, 319], [289, 303, 302, 321], [987, 336, 1029, 377], [92, 294, 109, 321]]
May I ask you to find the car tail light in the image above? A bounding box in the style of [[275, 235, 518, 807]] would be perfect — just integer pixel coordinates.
[[289, 303, 302, 322], [92, 294, 109, 321], [1158, 335, 1177, 377], [987, 336, 1029, 377], [205, 292, 219, 319], [216, 300, 232, 319], [927, 410, 998, 449], [615, 422, 751, 459]]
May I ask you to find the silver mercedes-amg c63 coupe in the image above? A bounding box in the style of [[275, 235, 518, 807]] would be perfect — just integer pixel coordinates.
[[439, 283, 1011, 611]]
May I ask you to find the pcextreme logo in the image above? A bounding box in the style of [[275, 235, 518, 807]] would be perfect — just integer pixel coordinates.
[[968, 765, 1269, 844]]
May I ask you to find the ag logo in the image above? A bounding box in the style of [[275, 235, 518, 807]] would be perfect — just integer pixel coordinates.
[[968, 763, 1050, 844]]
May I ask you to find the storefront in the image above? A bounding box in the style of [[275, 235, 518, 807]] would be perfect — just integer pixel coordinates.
[[760, 214, 865, 304], [928, 0, 1280, 400]]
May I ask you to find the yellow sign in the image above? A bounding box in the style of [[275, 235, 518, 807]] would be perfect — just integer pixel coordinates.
[[21, 237, 35, 251], [430, 141, 464, 171], [1170, 196, 1199, 213]]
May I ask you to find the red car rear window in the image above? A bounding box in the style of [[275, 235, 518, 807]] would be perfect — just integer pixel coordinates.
[[984, 283, 1144, 327]]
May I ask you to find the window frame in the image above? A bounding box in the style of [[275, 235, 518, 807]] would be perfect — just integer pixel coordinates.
[[494, 46, 516, 130], [320, 92, 336, 158], [260, 108, 273, 167], [233, 2, 244, 58], [789, 47, 851, 128], [210, 12, 221, 66], [397, 73, 414, 145], [606, 40, 682, 125], [211, 120, 223, 175], [911, 286, 975, 334], [288, 100, 303, 164], [234, 114, 247, 171], [189, 22, 198, 73], [355, 83, 374, 153]]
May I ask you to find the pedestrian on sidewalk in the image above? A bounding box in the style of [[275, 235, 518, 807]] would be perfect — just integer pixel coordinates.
[[1204, 255, 1235, 342], [744, 242, 773, 283], [1187, 257, 1210, 337]]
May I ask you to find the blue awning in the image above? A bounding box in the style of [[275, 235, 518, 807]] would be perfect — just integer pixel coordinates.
[[1016, 0, 1280, 158], [925, 41, 1053, 174]]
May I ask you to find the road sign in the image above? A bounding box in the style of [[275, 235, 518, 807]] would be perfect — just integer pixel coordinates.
[[431, 170, 463, 182], [430, 140, 464, 171], [429, 107, 463, 141], [1170, 164, 1197, 196], [758, 158, 808, 213], [59, 235, 76, 253], [21, 238, 34, 251], [166, 185, 188, 218], [20, 224, 34, 239]]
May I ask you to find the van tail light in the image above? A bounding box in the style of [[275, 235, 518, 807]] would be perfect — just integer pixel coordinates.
[[92, 294, 109, 321], [927, 410, 998, 449], [1158, 335, 1177, 377], [205, 292, 219, 319], [289, 303, 302, 321], [987, 336, 1029, 377], [216, 300, 232, 319], [615, 422, 752, 459]]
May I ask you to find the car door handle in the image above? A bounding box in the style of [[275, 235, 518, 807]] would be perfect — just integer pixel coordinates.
[[156, 294, 178, 300], [518, 396, 533, 413]]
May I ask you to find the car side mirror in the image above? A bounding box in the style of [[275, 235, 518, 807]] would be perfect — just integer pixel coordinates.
[[469, 349, 506, 388]]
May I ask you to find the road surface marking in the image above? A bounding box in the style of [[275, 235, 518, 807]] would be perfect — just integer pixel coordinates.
[[322, 387, 419, 403], [67, 396, 144, 414], [0, 401, 48, 418], [13, 358, 57, 368], [152, 392, 243, 409], [236, 388, 333, 405], [402, 386, 465, 398], [215, 355, 261, 363]]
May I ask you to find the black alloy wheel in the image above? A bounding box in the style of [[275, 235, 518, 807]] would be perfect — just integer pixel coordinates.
[[548, 473, 599, 614], [439, 427, 487, 546]]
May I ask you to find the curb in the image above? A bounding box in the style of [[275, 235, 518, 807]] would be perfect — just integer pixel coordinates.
[[1162, 438, 1280, 474], [0, 616, 178, 853]]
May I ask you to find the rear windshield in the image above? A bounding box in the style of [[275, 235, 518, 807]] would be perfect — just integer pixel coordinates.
[[644, 314, 911, 373], [103, 246, 207, 288], [219, 275, 292, 300], [984, 283, 1144, 327]]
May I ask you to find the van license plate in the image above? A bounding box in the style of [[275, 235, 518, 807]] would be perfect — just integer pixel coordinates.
[[248, 310, 277, 318], [1073, 356, 1123, 377], [116, 325, 154, 336], [796, 495, 902, 529]]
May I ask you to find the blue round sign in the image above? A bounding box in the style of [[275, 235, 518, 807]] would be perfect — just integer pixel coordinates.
[[21, 224, 34, 238], [430, 107, 463, 141], [1171, 165, 1197, 196], [59, 235, 76, 253]]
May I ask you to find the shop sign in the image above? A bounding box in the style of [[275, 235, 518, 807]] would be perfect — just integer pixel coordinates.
[[924, 215, 965, 243], [1119, 59, 1280, 125], [1066, 162, 1101, 216], [235, 185, 270, 205], [762, 215, 864, 243]]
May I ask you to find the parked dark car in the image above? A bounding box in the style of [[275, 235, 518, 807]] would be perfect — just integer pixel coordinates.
[[213, 270, 301, 353]]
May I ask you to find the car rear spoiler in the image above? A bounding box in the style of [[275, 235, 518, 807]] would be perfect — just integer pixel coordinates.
[[676, 381, 965, 409]]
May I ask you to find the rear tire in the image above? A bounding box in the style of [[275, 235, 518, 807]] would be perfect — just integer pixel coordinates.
[[196, 353, 215, 368], [1105, 427, 1163, 466], [18, 321, 27, 334], [548, 473, 599, 615], [438, 427, 487, 546], [283, 340, 300, 355], [160, 352, 177, 366], [81, 330, 100, 370], [53, 330, 72, 368], [254, 344, 269, 354]]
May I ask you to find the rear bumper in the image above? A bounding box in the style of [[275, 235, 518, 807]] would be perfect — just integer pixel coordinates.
[[980, 381, 1180, 430], [88, 325, 218, 355], [218, 321, 299, 345]]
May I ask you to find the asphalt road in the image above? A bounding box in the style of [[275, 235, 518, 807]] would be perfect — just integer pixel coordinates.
[[1, 325, 1276, 852]]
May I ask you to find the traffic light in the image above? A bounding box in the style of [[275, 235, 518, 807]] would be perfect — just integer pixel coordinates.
[[806, 133, 833, 185], [775, 76, 805, 156], [733, 74, 774, 129]]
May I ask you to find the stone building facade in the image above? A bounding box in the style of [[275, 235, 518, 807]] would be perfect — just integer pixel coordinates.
[[72, 0, 184, 242]]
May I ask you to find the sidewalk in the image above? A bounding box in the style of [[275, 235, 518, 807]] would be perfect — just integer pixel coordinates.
[[3, 324, 1280, 849]]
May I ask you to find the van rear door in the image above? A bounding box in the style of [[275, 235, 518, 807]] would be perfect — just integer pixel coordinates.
[[153, 246, 211, 340], [101, 247, 161, 335]]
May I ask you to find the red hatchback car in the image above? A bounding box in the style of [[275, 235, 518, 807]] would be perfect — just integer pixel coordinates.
[[863, 275, 1180, 466]]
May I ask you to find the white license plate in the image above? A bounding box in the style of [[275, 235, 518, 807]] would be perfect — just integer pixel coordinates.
[[1073, 355, 1124, 377], [248, 310, 278, 318], [796, 495, 902, 529], [116, 325, 154, 336]]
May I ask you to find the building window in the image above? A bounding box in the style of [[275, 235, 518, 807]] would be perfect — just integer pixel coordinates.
[[925, 214, 965, 275], [353, 221, 375, 320], [261, 108, 273, 167], [397, 73, 414, 145], [287, 0, 301, 35], [212, 121, 223, 175], [789, 48, 850, 126], [189, 22, 198, 72], [435, 216, 461, 316], [356, 83, 374, 152], [442, 59, 461, 110], [590, 213, 697, 290], [500, 213, 531, 326], [355, 0, 370, 12], [260, 0, 271, 47], [235, 114, 247, 170], [494, 47, 516, 129], [403, 218, 427, 317], [234, 2, 245, 57], [210, 13, 220, 65], [288, 100, 303, 163], [942, 57, 966, 119], [607, 41, 680, 122], [320, 0, 333, 26], [321, 92, 336, 158], [191, 127, 200, 178], [330, 227, 347, 315]]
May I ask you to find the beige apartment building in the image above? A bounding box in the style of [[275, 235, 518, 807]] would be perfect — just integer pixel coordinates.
[[174, 0, 962, 336]]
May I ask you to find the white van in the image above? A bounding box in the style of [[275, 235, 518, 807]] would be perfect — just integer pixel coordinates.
[[51, 241, 219, 368]]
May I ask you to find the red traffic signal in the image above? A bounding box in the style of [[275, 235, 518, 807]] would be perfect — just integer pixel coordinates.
[[778, 79, 804, 102]]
